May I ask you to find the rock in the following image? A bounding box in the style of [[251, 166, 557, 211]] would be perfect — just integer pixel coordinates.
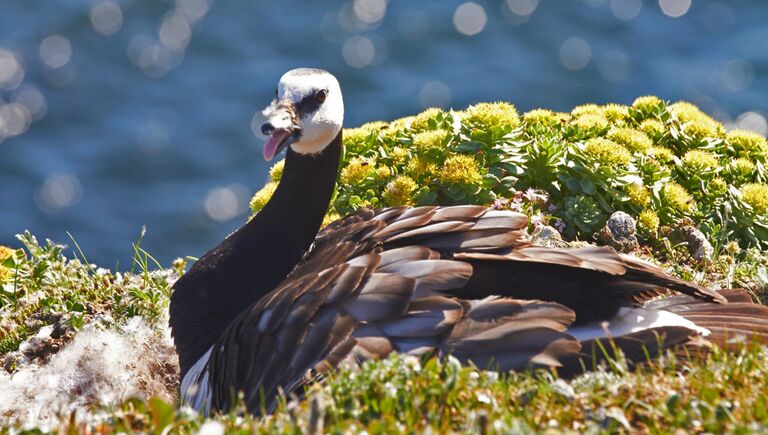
[[3, 351, 28, 372], [676, 225, 714, 263], [531, 225, 568, 248], [596, 211, 638, 253], [19, 325, 56, 358]]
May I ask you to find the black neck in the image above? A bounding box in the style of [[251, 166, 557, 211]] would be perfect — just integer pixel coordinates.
[[170, 131, 342, 377]]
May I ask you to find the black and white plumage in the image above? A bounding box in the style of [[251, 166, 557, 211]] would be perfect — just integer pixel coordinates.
[[169, 68, 768, 415]]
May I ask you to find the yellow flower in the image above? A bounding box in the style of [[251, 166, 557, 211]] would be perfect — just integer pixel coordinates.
[[412, 129, 451, 153], [571, 113, 610, 133], [648, 146, 675, 163], [632, 96, 664, 113], [583, 138, 631, 166], [405, 157, 438, 182], [668, 101, 724, 140], [571, 104, 602, 118], [340, 157, 376, 185], [343, 127, 371, 146], [638, 209, 660, 233], [383, 176, 418, 206], [601, 104, 630, 123], [360, 120, 388, 132], [375, 166, 391, 180], [268, 159, 285, 182], [731, 158, 755, 179], [683, 118, 724, 141], [740, 183, 768, 214], [462, 102, 519, 129], [668, 101, 707, 123], [607, 128, 652, 153], [390, 146, 408, 166], [639, 119, 665, 138], [662, 182, 694, 213], [438, 154, 483, 187], [727, 129, 767, 157], [709, 177, 728, 196], [627, 183, 650, 207], [0, 246, 15, 262], [0, 266, 9, 283], [523, 109, 561, 128], [250, 181, 278, 214], [322, 212, 342, 228], [380, 116, 414, 140], [410, 108, 447, 132], [681, 150, 718, 173]]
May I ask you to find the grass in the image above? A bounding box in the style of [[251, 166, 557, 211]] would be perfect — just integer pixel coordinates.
[[2, 98, 768, 433]]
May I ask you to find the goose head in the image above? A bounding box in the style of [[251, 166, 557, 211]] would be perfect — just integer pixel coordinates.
[[260, 68, 344, 161]]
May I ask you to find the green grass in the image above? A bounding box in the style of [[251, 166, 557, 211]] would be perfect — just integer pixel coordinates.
[[25, 349, 768, 433], [3, 98, 768, 433]]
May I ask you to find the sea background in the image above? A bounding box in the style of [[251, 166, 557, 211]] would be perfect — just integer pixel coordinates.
[[1, 0, 766, 267]]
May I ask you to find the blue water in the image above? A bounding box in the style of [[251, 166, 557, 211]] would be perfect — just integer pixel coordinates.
[[1, 0, 767, 267]]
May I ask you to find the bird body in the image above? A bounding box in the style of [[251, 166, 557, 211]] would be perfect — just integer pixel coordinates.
[[169, 69, 768, 415]]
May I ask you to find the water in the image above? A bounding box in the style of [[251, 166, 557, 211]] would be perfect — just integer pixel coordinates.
[[1, 0, 767, 267]]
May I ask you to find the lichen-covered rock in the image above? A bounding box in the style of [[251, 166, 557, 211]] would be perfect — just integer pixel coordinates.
[[675, 225, 714, 263], [531, 225, 568, 248], [596, 211, 638, 253]]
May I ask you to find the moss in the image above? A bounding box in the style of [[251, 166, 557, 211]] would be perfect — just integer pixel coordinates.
[[638, 209, 660, 233], [438, 154, 483, 187], [583, 138, 631, 166], [663, 182, 694, 214], [382, 175, 418, 206], [249, 181, 278, 214], [607, 128, 652, 153], [462, 102, 519, 129], [268, 159, 285, 182], [740, 183, 768, 214], [340, 157, 376, 185]]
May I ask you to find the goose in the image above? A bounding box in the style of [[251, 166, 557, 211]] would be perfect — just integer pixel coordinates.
[[169, 68, 768, 414]]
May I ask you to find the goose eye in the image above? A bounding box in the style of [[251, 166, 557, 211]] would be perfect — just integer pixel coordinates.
[[315, 89, 327, 104]]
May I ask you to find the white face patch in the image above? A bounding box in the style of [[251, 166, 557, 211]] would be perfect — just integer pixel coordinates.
[[273, 68, 344, 156]]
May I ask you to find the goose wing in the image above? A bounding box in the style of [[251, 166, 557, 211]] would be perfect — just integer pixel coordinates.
[[196, 206, 763, 414]]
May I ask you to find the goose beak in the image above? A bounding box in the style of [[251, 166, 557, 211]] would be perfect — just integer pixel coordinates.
[[261, 101, 300, 161]]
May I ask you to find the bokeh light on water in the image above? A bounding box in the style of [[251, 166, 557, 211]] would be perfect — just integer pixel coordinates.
[[1, 0, 767, 265]]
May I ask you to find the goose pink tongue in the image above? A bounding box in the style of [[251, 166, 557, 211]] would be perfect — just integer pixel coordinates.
[[263, 130, 292, 161]]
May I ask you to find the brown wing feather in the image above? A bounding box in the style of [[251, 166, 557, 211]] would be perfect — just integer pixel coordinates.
[[205, 206, 768, 415]]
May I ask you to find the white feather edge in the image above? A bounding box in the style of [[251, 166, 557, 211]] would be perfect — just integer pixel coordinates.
[[567, 307, 711, 342], [180, 347, 212, 415]]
